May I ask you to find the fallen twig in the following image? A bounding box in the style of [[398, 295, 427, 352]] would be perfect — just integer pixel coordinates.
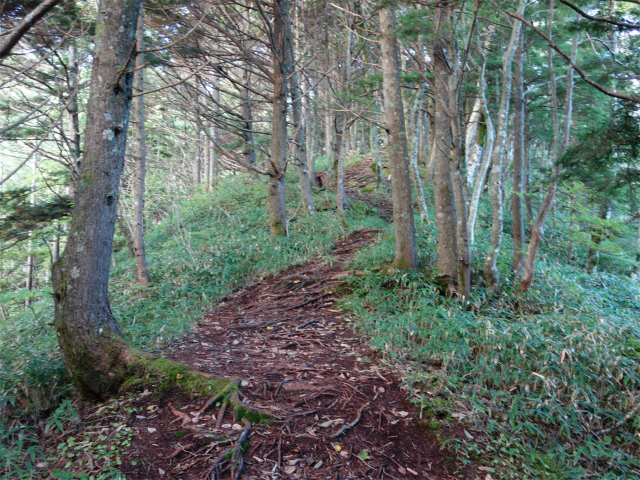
[[330, 402, 369, 439], [166, 443, 195, 459], [295, 319, 319, 330], [228, 317, 290, 331]]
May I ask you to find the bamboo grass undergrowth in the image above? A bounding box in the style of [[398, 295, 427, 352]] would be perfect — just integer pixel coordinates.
[[342, 221, 640, 479]]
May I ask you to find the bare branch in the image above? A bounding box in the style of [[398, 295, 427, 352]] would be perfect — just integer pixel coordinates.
[[0, 0, 62, 62], [508, 12, 640, 104]]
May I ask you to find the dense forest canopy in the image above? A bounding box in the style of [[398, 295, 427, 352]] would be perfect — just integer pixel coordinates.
[[2, 0, 640, 479]]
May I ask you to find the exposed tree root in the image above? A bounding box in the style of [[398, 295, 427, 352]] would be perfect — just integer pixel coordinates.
[[206, 418, 252, 480]]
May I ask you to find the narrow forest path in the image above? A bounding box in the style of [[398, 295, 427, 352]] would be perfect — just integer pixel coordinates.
[[118, 160, 473, 480]]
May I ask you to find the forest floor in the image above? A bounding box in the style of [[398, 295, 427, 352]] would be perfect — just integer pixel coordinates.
[[40, 160, 479, 480]]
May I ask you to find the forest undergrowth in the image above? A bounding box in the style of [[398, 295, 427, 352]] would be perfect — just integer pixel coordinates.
[[2, 158, 640, 479], [342, 215, 640, 478]]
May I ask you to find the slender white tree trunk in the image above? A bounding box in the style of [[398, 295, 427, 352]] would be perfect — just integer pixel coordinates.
[[483, 0, 527, 292]]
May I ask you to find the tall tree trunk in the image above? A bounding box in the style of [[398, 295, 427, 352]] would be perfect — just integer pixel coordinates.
[[524, 141, 534, 230], [512, 35, 526, 271], [211, 81, 219, 186], [268, 0, 290, 237], [25, 153, 37, 307], [518, 15, 579, 292], [67, 41, 81, 194], [372, 123, 384, 187], [483, 0, 526, 292], [465, 94, 483, 187], [287, 27, 314, 215], [411, 86, 429, 223], [303, 75, 317, 187], [203, 124, 211, 192], [323, 16, 332, 177], [334, 116, 348, 228], [380, 6, 417, 269], [132, 5, 150, 288], [51, 0, 143, 399], [334, 10, 354, 218], [193, 123, 201, 184], [432, 4, 458, 283], [447, 50, 472, 296]]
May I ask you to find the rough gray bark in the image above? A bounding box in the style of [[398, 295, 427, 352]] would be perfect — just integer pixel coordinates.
[[51, 0, 143, 399], [241, 85, 256, 167], [483, 0, 527, 292], [448, 75, 471, 296], [268, 0, 290, 237], [132, 5, 150, 287], [380, 6, 417, 269]]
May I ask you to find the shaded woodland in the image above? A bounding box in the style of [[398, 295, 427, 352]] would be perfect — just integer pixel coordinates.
[[1, 0, 640, 478]]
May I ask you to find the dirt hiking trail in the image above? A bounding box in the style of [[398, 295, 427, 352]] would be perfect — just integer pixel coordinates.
[[52, 160, 478, 480]]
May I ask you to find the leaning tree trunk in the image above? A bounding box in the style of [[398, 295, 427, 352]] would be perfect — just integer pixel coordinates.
[[132, 5, 150, 287], [51, 0, 143, 399], [518, 22, 579, 292], [483, 0, 526, 292], [268, 0, 291, 237], [379, 6, 416, 269]]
